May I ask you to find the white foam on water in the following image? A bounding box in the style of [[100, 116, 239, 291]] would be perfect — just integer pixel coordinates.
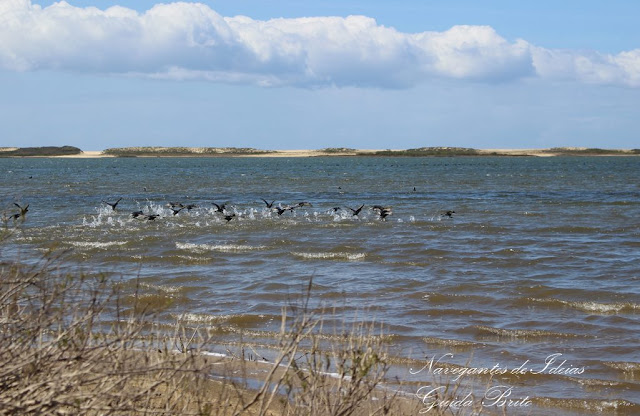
[[575, 300, 639, 313], [174, 313, 228, 323], [201, 351, 228, 358], [139, 282, 182, 294], [68, 241, 127, 249], [175, 255, 210, 263], [176, 242, 267, 253], [82, 214, 129, 228], [291, 251, 366, 261], [529, 297, 639, 314]]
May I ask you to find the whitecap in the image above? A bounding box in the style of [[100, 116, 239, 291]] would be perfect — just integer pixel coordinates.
[[68, 241, 127, 249], [291, 251, 366, 261], [174, 313, 227, 323], [139, 282, 182, 294], [176, 242, 266, 253], [528, 297, 639, 314]]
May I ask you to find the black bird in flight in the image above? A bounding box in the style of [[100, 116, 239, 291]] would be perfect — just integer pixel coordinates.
[[261, 199, 275, 208], [275, 206, 293, 216], [379, 210, 392, 221], [144, 214, 160, 221], [443, 210, 455, 218], [170, 207, 183, 216], [103, 197, 122, 211], [224, 213, 236, 222], [13, 203, 29, 219], [211, 202, 226, 213], [372, 205, 392, 221], [348, 204, 365, 216], [131, 210, 145, 218]]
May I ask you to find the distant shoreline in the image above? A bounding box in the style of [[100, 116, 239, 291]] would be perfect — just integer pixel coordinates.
[[2, 146, 639, 158]]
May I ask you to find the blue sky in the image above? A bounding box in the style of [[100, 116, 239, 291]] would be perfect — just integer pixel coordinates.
[[1, 1, 639, 150]]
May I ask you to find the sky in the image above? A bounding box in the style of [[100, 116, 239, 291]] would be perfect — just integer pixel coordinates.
[[1, 0, 639, 150]]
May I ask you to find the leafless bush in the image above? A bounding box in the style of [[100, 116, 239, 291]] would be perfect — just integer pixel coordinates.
[[0, 242, 227, 415], [0, 226, 407, 415], [235, 281, 402, 416]]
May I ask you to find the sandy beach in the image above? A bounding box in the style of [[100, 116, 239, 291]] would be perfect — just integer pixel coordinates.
[[52, 150, 114, 158], [50, 149, 383, 158], [45, 148, 637, 158]]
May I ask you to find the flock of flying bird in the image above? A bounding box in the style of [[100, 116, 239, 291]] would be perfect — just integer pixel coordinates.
[[99, 197, 398, 222], [5, 199, 454, 224]]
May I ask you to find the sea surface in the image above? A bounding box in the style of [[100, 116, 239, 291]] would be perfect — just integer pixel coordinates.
[[1, 156, 639, 415]]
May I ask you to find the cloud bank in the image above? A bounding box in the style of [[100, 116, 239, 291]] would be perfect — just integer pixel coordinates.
[[1, 0, 638, 88]]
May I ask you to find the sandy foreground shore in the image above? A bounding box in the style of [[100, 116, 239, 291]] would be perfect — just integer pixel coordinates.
[[48, 148, 634, 158]]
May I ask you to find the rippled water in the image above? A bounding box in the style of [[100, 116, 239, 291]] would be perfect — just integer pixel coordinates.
[[1, 156, 639, 414]]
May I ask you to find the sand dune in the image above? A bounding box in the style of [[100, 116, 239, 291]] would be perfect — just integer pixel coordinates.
[[30, 147, 640, 158]]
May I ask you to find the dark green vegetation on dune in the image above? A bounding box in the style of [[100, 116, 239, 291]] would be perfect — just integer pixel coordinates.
[[103, 147, 274, 157], [0, 146, 82, 157], [359, 147, 483, 157]]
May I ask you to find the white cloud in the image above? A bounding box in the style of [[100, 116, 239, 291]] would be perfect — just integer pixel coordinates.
[[531, 47, 640, 87], [410, 25, 533, 81], [0, 1, 638, 88]]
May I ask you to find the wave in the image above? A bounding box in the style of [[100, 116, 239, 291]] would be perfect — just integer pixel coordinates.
[[138, 282, 184, 295], [471, 325, 587, 339], [173, 312, 275, 327], [291, 251, 366, 261], [174, 255, 213, 264], [534, 226, 606, 234], [408, 308, 499, 318], [67, 241, 127, 249], [417, 292, 496, 305], [571, 377, 626, 388], [533, 397, 639, 414], [528, 297, 640, 314], [604, 361, 640, 375], [174, 313, 232, 324], [176, 242, 267, 253], [422, 336, 483, 349]]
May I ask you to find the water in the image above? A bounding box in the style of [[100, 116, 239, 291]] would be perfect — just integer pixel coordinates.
[[1, 156, 639, 414]]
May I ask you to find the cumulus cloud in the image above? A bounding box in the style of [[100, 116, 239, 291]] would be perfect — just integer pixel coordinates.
[[0, 1, 638, 88], [531, 47, 640, 87]]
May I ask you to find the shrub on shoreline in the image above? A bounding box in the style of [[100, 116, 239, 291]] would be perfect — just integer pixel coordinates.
[[0, 244, 221, 414]]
